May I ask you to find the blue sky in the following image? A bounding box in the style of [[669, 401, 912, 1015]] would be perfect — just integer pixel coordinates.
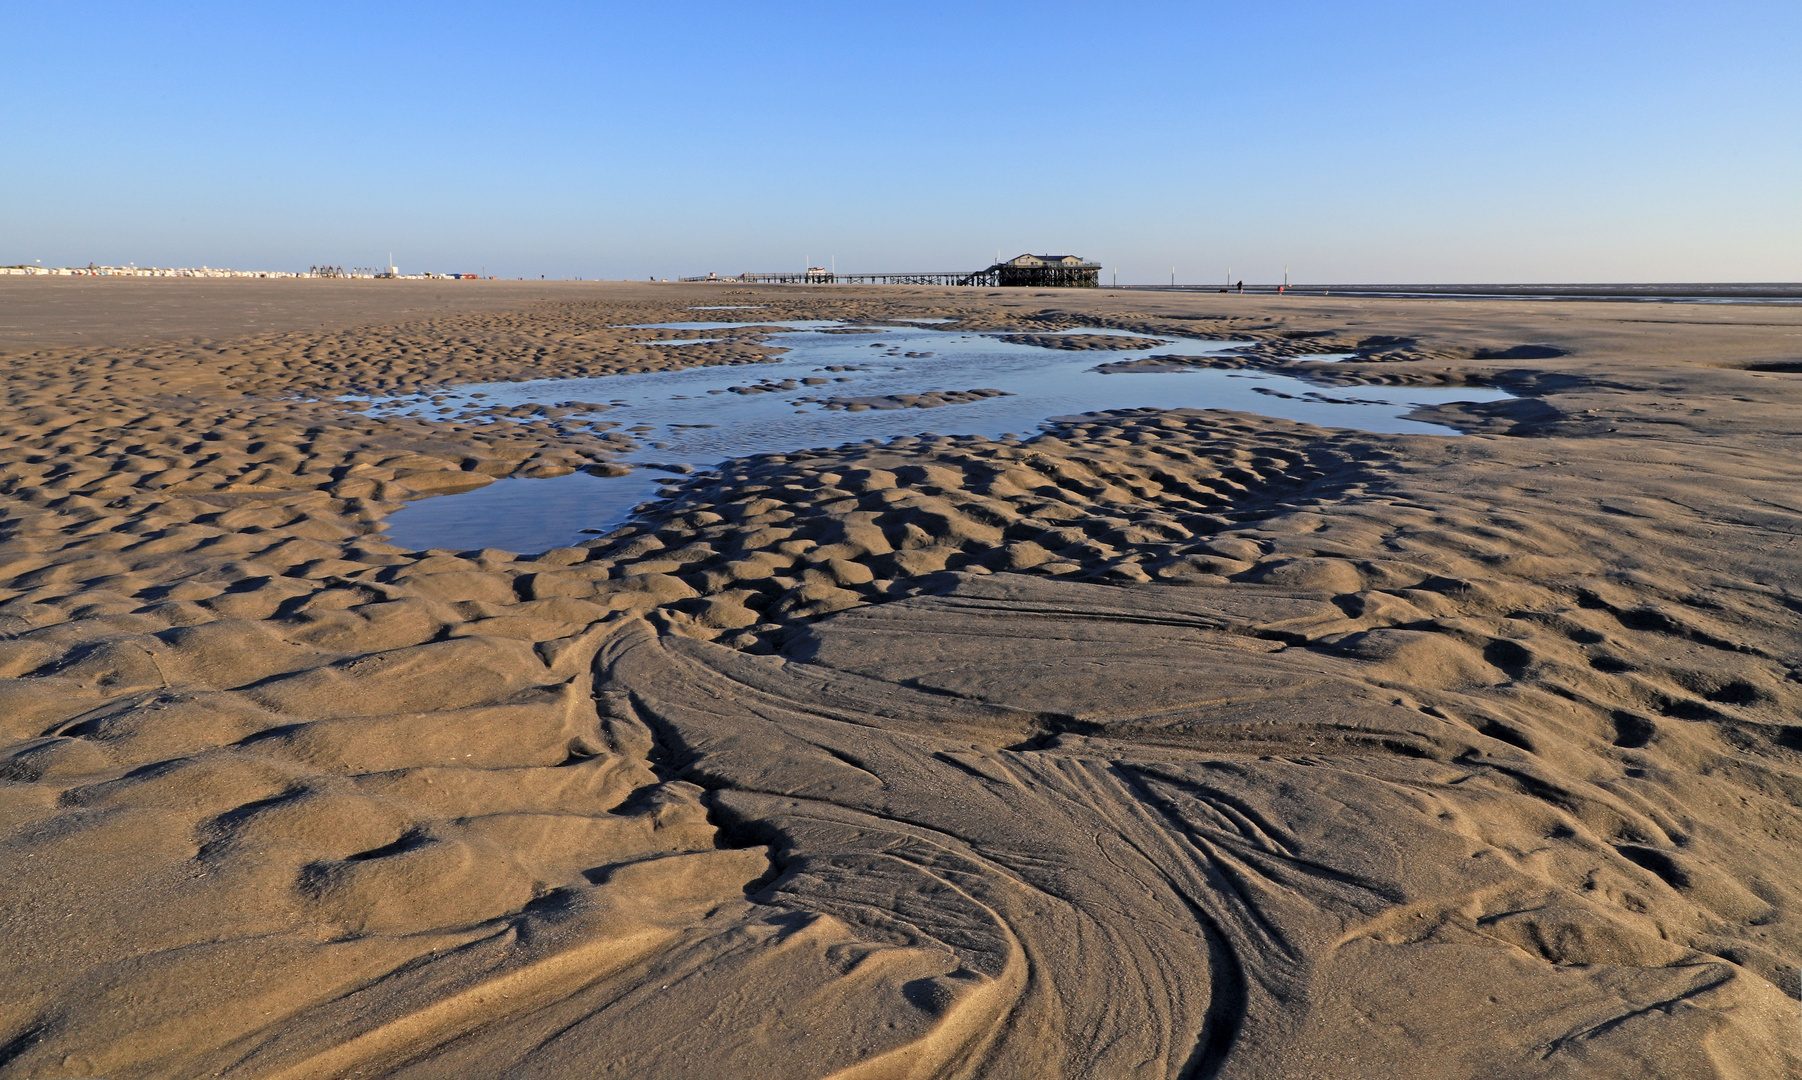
[[4, 2, 1797, 282]]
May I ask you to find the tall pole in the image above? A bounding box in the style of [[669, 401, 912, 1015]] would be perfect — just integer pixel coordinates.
[[1171, 266, 1175, 287]]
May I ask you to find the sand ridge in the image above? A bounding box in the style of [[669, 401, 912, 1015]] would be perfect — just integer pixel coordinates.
[[0, 280, 1799, 1077]]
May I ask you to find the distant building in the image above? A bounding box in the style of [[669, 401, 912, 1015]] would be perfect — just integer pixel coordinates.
[[992, 254, 1100, 288]]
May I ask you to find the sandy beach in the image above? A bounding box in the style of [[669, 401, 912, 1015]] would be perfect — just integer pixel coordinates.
[[1, 277, 1799, 1078]]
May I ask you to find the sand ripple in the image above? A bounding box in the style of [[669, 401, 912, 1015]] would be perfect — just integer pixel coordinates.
[[1, 283, 1799, 1077]]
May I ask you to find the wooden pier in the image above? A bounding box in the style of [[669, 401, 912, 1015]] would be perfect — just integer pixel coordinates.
[[681, 254, 1100, 288]]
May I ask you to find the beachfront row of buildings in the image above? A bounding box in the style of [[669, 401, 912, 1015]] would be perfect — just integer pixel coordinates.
[[1, 264, 305, 277], [0, 264, 482, 279]]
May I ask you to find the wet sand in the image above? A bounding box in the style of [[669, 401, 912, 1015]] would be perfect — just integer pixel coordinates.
[[1, 278, 1799, 1078]]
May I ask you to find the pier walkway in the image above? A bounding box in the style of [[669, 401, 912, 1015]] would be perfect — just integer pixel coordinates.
[[682, 269, 997, 286], [681, 255, 1101, 288]]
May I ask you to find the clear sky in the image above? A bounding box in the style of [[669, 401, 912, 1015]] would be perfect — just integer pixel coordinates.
[[5, 2, 1798, 283]]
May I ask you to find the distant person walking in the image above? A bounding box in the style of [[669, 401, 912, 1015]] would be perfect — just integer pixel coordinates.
[[1236, 280, 1244, 293]]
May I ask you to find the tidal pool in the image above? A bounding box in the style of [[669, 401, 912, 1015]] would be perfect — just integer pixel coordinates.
[[363, 322, 1512, 552]]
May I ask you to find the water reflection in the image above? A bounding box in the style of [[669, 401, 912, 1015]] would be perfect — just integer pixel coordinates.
[[368, 322, 1511, 551]]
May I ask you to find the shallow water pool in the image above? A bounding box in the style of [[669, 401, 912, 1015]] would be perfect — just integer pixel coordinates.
[[363, 322, 1512, 552]]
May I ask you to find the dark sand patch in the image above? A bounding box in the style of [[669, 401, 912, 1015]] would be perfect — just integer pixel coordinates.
[[799, 387, 1012, 411], [994, 332, 1172, 350]]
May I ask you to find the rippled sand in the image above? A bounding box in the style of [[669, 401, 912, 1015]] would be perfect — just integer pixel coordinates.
[[1, 278, 1799, 1078]]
